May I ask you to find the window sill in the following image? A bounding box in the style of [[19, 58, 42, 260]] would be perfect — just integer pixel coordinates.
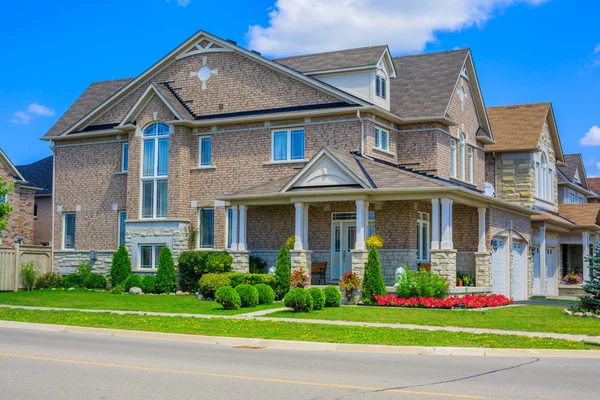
[[191, 166, 216, 171], [263, 159, 308, 166], [372, 147, 395, 156], [133, 269, 157, 273], [115, 171, 128, 175], [449, 177, 476, 187]]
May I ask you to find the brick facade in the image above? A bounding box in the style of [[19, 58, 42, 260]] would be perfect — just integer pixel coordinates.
[[33, 196, 52, 245], [0, 161, 35, 247]]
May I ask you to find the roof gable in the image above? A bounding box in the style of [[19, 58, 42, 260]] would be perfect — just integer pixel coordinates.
[[120, 82, 194, 126], [0, 148, 26, 183], [561, 154, 588, 189]]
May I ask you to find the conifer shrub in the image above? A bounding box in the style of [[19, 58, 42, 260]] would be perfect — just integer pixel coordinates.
[[155, 247, 177, 294], [141, 275, 157, 294], [361, 247, 387, 304], [275, 246, 291, 299], [581, 243, 600, 311], [83, 273, 107, 289], [109, 244, 131, 287]]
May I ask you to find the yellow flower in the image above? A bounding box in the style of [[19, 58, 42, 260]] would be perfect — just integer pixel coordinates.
[[366, 234, 384, 249]]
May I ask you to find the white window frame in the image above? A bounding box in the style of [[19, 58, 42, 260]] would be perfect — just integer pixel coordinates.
[[467, 146, 473, 183], [117, 211, 126, 247], [198, 208, 215, 249], [139, 244, 166, 270], [140, 122, 170, 219], [535, 162, 541, 198], [374, 127, 389, 152], [198, 136, 212, 167], [375, 74, 387, 99], [578, 195, 585, 204], [417, 212, 430, 262], [62, 213, 76, 250], [271, 128, 305, 162], [459, 133, 466, 181], [568, 191, 575, 204], [450, 139, 457, 178], [121, 143, 129, 172]]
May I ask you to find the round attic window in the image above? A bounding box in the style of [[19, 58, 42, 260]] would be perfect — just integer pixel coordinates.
[[198, 65, 211, 81]]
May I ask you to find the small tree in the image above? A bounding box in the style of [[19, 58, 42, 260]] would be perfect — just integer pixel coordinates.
[[155, 246, 177, 294], [275, 246, 291, 298], [20, 259, 39, 291], [361, 235, 386, 304], [581, 243, 600, 311], [109, 244, 131, 287], [0, 178, 13, 243]]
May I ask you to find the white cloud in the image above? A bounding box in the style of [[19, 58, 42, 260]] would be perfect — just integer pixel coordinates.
[[596, 162, 600, 170], [166, 0, 190, 7], [246, 0, 548, 57], [9, 103, 54, 124], [595, 43, 600, 54], [580, 126, 600, 146], [585, 157, 596, 166]]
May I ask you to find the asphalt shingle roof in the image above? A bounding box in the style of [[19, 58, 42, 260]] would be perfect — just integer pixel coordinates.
[[274, 45, 388, 73], [588, 178, 600, 195], [558, 204, 600, 227], [485, 103, 551, 152], [16, 156, 53, 195]]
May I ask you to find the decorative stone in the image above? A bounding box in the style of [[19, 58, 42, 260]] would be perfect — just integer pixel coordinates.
[[196, 294, 204, 300], [68, 287, 75, 291], [573, 312, 584, 317], [562, 309, 572, 315], [176, 290, 184, 296], [129, 287, 142, 295], [169, 292, 175, 296], [268, 266, 276, 275], [584, 312, 593, 318]]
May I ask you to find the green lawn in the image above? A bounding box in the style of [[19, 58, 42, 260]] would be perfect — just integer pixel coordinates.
[[266, 305, 600, 336], [0, 290, 282, 315], [0, 308, 596, 350]]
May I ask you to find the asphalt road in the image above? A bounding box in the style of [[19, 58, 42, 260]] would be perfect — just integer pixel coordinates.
[[0, 327, 598, 400]]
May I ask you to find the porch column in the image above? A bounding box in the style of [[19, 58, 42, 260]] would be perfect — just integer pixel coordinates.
[[440, 199, 453, 249], [230, 205, 239, 251], [431, 199, 440, 250], [364, 201, 370, 238], [540, 224, 547, 296], [238, 205, 247, 251], [355, 200, 366, 250], [477, 207, 486, 252], [294, 203, 304, 250], [583, 231, 591, 282], [302, 204, 309, 251]]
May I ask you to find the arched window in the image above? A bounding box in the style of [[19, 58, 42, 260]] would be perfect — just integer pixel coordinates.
[[141, 122, 170, 218], [459, 133, 466, 180]]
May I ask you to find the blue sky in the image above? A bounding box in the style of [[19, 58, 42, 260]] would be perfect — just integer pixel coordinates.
[[1, 0, 599, 176]]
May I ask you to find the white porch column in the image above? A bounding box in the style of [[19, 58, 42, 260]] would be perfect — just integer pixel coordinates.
[[478, 207, 487, 253], [431, 199, 440, 250], [355, 200, 366, 250], [364, 201, 370, 238], [294, 203, 305, 250], [302, 204, 309, 251], [238, 205, 247, 251], [230, 205, 239, 251], [583, 231, 591, 282], [540, 224, 547, 295], [441, 199, 453, 249]]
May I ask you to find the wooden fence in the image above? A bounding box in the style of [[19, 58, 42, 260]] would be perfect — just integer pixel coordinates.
[[0, 244, 52, 291]]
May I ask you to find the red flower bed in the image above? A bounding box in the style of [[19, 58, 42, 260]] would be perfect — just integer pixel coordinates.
[[374, 294, 513, 309]]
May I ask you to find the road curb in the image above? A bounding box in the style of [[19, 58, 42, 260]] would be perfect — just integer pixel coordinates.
[[1, 320, 599, 359]]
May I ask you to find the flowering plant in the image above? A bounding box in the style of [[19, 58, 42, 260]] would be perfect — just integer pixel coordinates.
[[365, 234, 384, 249], [290, 267, 309, 289], [374, 294, 513, 309], [20, 259, 40, 291], [339, 271, 362, 290], [562, 269, 583, 285]]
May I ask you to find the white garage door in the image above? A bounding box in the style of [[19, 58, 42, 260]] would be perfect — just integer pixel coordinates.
[[492, 237, 508, 296], [532, 246, 541, 296], [512, 240, 526, 300], [546, 247, 558, 296]]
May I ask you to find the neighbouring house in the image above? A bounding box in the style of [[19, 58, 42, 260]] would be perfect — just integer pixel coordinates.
[[42, 30, 544, 299], [0, 149, 40, 247], [586, 177, 600, 203], [486, 104, 600, 298], [16, 156, 53, 246]]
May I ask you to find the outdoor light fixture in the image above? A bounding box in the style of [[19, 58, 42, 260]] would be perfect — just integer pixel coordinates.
[[88, 250, 97, 261], [491, 239, 499, 252]]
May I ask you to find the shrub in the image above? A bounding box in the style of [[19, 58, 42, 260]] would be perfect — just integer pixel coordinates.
[[229, 272, 276, 289], [36, 271, 62, 289], [20, 260, 40, 291], [249, 256, 267, 274], [206, 252, 233, 274], [110, 245, 131, 287], [83, 273, 107, 289], [74, 261, 91, 285], [323, 286, 341, 307], [581, 243, 600, 311], [125, 274, 142, 291], [284, 288, 313, 312], [155, 247, 177, 294], [215, 286, 241, 310], [61, 274, 79, 288], [235, 284, 259, 308], [141, 275, 156, 294], [395, 266, 449, 299], [361, 247, 387, 304], [110, 283, 125, 294], [199, 273, 232, 298], [275, 246, 291, 299], [178, 251, 233, 292], [255, 283, 275, 304], [307, 287, 325, 310]]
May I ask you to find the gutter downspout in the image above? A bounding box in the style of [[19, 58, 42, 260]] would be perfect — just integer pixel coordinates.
[[50, 140, 55, 271]]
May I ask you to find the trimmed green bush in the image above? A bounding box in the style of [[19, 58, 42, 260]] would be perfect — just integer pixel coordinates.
[[255, 283, 275, 304], [206, 252, 233, 274], [155, 247, 177, 294], [215, 286, 241, 310], [361, 247, 387, 304], [83, 273, 107, 289], [61, 274, 79, 288], [307, 287, 325, 310], [284, 288, 313, 312], [395, 266, 449, 299], [198, 272, 277, 298], [199, 273, 232, 298], [249, 256, 267, 274], [141, 275, 156, 294], [110, 283, 125, 294], [275, 246, 291, 299], [323, 286, 341, 307], [110, 244, 131, 287], [235, 284, 259, 308], [228, 272, 276, 289], [125, 274, 142, 291], [36, 271, 62, 289], [178, 251, 233, 292]]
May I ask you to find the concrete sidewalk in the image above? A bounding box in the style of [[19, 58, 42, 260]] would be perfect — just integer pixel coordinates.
[[1, 304, 599, 344]]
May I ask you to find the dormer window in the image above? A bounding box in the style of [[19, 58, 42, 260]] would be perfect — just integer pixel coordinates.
[[375, 75, 387, 99]]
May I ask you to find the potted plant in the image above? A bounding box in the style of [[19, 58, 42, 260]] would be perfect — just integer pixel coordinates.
[[456, 272, 464, 287], [291, 267, 309, 289], [562, 269, 583, 285], [339, 271, 362, 305], [463, 274, 472, 287]]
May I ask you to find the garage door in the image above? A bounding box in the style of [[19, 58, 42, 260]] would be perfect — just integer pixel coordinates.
[[546, 247, 558, 296], [532, 246, 541, 296], [492, 237, 508, 296], [512, 240, 526, 300]]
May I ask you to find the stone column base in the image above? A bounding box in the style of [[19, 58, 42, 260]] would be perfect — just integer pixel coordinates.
[[474, 252, 491, 287], [290, 250, 313, 279], [228, 250, 250, 273], [351, 249, 369, 278], [430, 249, 457, 288]]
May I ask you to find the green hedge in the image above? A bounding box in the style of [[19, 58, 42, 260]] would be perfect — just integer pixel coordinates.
[[141, 275, 156, 294], [284, 288, 313, 312], [323, 286, 341, 307], [198, 272, 276, 298], [178, 251, 233, 292], [83, 273, 107, 289], [235, 284, 259, 308], [255, 284, 275, 304], [307, 287, 325, 310]]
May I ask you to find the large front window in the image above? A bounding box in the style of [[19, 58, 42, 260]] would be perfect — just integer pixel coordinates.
[[272, 129, 304, 161], [141, 122, 169, 218], [140, 244, 165, 269], [417, 212, 430, 262], [459, 133, 466, 180], [198, 208, 215, 249], [63, 213, 76, 250]]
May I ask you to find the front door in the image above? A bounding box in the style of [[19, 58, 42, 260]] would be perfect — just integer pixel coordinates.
[[331, 222, 355, 281]]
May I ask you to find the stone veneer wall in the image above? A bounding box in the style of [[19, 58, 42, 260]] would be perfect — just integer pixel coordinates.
[[379, 249, 418, 285], [125, 220, 190, 270], [430, 249, 457, 288], [54, 251, 115, 275], [456, 251, 476, 276]]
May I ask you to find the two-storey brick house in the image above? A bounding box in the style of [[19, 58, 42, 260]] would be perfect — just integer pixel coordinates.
[[43, 30, 538, 298]]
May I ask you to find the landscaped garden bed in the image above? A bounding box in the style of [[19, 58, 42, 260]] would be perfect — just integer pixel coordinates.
[[374, 294, 513, 309]]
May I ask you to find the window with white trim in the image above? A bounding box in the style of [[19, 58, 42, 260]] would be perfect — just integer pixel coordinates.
[[121, 143, 129, 172], [467, 146, 473, 183], [535, 162, 541, 198], [537, 152, 554, 202], [374, 127, 389, 151], [272, 129, 304, 162], [578, 195, 585, 204], [198, 136, 211, 167], [198, 208, 215, 249], [568, 192, 575, 204], [375, 75, 387, 99], [141, 122, 169, 219], [547, 168, 553, 202], [118, 211, 126, 246], [417, 212, 430, 262], [459, 133, 466, 180], [140, 244, 165, 269], [225, 207, 233, 249], [63, 213, 76, 250], [450, 139, 457, 178]]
